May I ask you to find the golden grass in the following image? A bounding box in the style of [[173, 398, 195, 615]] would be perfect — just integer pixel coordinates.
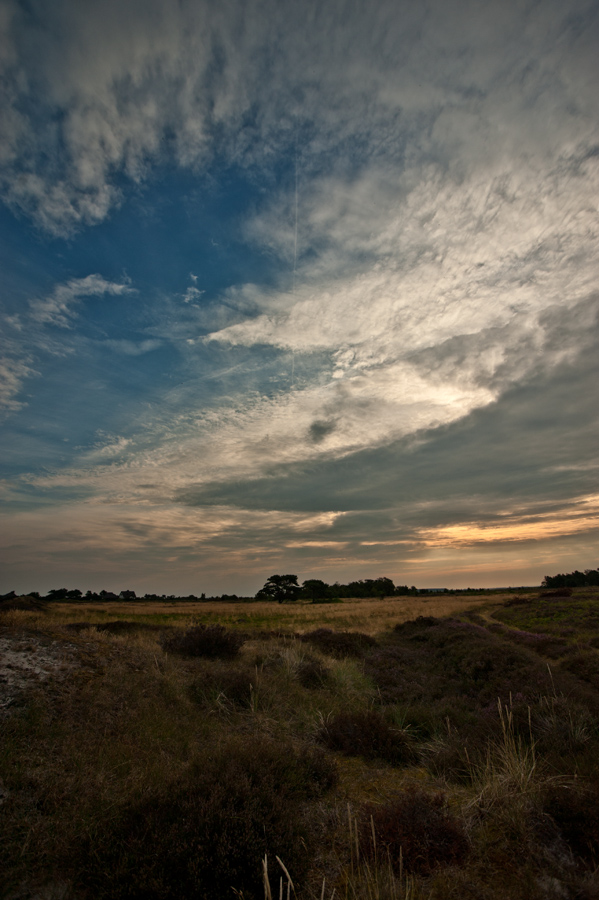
[[45, 594, 495, 634]]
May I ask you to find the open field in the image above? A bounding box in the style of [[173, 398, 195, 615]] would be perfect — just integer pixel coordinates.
[[44, 593, 505, 632], [2, 589, 599, 900]]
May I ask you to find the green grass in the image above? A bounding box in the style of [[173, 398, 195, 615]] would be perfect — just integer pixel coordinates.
[[494, 587, 599, 640]]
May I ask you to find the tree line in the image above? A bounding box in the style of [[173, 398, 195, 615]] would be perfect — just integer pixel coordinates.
[[542, 567, 599, 588], [2, 575, 422, 604], [256, 574, 420, 603]]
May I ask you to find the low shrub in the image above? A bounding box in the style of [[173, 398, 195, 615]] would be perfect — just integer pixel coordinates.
[[358, 788, 468, 875], [188, 665, 257, 708], [506, 629, 571, 659], [393, 615, 438, 633], [299, 628, 377, 658], [317, 709, 414, 765], [543, 782, 599, 863], [160, 624, 244, 659], [368, 618, 561, 710], [74, 735, 336, 900], [560, 650, 599, 690], [294, 742, 339, 796]]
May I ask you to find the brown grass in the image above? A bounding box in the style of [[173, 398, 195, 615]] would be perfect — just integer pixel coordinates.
[[46, 594, 494, 634], [2, 590, 598, 900]]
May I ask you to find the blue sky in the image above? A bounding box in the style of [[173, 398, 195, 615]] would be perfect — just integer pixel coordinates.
[[1, 0, 598, 595]]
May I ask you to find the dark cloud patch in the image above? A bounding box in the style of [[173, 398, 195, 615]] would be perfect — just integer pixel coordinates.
[[177, 337, 599, 531], [308, 419, 337, 443]]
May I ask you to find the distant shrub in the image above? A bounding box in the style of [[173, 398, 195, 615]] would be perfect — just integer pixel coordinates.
[[161, 624, 244, 659], [503, 595, 532, 607], [542, 588, 573, 598], [299, 628, 376, 658], [75, 735, 335, 900], [317, 709, 414, 765], [393, 615, 438, 633], [359, 788, 468, 875], [0, 594, 47, 611]]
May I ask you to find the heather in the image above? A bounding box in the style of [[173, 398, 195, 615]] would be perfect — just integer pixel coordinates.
[[2, 588, 599, 899]]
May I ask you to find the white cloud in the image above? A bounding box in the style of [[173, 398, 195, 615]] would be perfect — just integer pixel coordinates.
[[183, 286, 204, 304], [29, 274, 133, 327], [0, 354, 37, 411], [87, 435, 132, 459], [103, 339, 161, 356], [0, 274, 133, 414], [1, 0, 597, 235], [204, 147, 599, 460]]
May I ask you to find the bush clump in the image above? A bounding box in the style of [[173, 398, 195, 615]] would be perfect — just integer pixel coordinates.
[[299, 628, 377, 658], [317, 709, 414, 765], [75, 735, 336, 900], [296, 656, 330, 688], [370, 617, 560, 708], [543, 782, 599, 863], [560, 650, 599, 690], [359, 788, 469, 875], [161, 624, 244, 659], [188, 665, 257, 708]]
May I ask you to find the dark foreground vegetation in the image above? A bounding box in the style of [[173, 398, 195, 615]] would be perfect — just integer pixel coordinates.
[[2, 587, 599, 899]]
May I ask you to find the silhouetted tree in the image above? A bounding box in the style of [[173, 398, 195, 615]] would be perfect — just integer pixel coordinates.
[[256, 574, 301, 603]]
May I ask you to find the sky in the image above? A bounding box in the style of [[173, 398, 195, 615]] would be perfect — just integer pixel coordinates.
[[0, 0, 598, 596]]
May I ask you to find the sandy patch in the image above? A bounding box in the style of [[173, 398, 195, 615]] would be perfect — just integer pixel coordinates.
[[0, 632, 89, 714]]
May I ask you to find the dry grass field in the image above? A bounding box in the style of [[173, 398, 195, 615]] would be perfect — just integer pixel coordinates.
[[44, 593, 497, 633], [2, 589, 599, 900]]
